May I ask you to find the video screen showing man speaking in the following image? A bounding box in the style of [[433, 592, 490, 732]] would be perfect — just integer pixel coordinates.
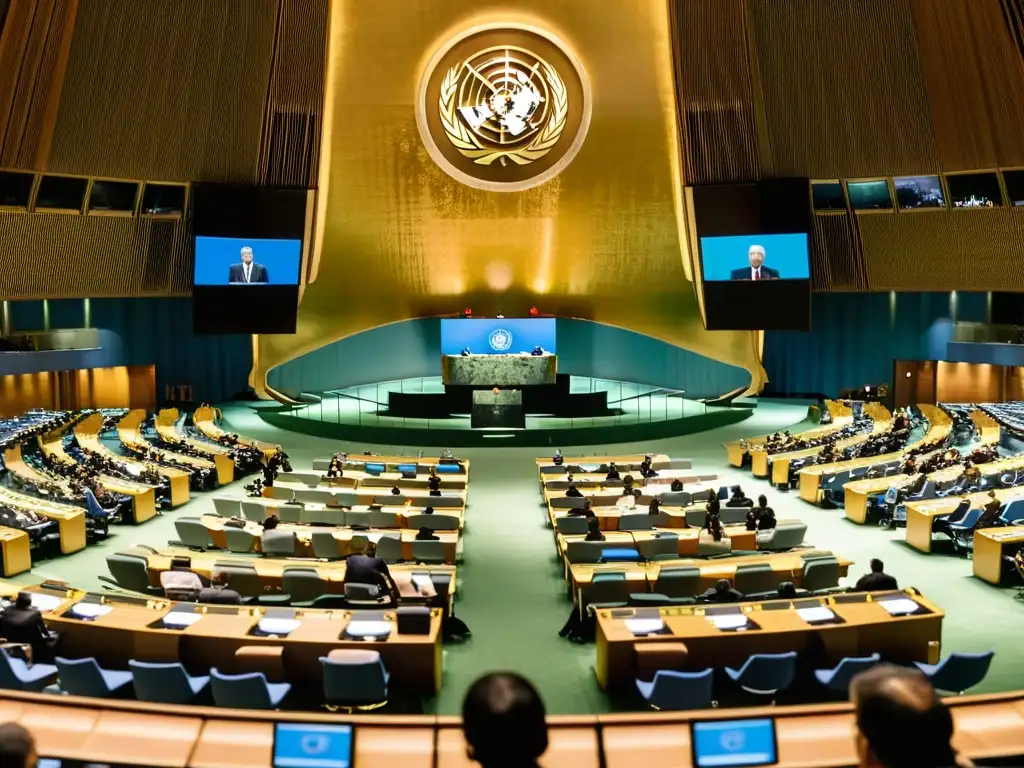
[[193, 236, 300, 286], [699, 233, 808, 282]]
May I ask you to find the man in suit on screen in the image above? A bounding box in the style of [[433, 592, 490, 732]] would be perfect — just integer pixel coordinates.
[[730, 244, 779, 280], [227, 246, 269, 284]]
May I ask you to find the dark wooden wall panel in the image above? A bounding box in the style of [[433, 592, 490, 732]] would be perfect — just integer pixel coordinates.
[[748, 0, 939, 178], [668, 0, 759, 184], [911, 0, 1024, 171], [46, 0, 278, 182], [0, 213, 191, 298], [810, 214, 866, 292], [858, 208, 1024, 291]]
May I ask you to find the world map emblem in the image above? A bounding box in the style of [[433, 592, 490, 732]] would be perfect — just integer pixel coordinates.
[[416, 23, 592, 192], [488, 328, 513, 352]]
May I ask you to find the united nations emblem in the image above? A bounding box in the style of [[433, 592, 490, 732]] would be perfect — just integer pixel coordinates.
[[488, 328, 513, 352], [416, 23, 592, 192]]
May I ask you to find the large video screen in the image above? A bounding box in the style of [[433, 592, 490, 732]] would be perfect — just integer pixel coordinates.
[[692, 179, 812, 331], [440, 318, 556, 355], [191, 184, 307, 335]]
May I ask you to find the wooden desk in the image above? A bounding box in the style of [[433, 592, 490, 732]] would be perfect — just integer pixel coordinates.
[[725, 406, 852, 470], [200, 515, 460, 564], [194, 405, 279, 462], [19, 585, 444, 695], [972, 526, 1024, 585], [971, 409, 1001, 445], [550, 505, 690, 531], [436, 721, 600, 768], [117, 409, 218, 478], [904, 486, 1024, 553], [76, 413, 191, 507], [594, 590, 943, 692], [535, 454, 671, 485], [0, 487, 85, 554], [542, 480, 713, 507], [556, 528, 757, 560], [0, 527, 31, 576], [157, 408, 236, 486]]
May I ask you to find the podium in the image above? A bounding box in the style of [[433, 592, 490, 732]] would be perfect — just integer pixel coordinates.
[[471, 390, 525, 429]]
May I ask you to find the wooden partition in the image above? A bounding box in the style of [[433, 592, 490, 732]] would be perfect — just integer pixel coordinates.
[[894, 359, 1024, 407], [0, 365, 155, 417]]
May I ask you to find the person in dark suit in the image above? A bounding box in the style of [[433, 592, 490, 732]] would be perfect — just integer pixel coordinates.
[[428, 469, 442, 496], [585, 516, 605, 542], [855, 559, 899, 591], [730, 244, 779, 280], [698, 578, 743, 603], [977, 490, 1003, 529], [565, 484, 583, 498], [344, 538, 399, 599], [415, 526, 439, 541], [605, 463, 620, 481], [0, 592, 59, 663], [198, 571, 242, 605], [227, 246, 269, 284]]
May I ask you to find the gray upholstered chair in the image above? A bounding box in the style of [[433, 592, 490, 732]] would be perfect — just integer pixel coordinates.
[[224, 528, 256, 554], [756, 523, 807, 551]]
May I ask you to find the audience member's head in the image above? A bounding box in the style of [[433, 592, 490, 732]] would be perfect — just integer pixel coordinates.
[[870, 558, 884, 574], [210, 570, 229, 588], [0, 722, 35, 768], [587, 517, 601, 535], [424, 505, 435, 515], [713, 578, 731, 596], [262, 515, 280, 530], [463, 672, 548, 768], [776, 581, 796, 599], [391, 486, 401, 495], [350, 535, 369, 555], [758, 494, 767, 507], [14, 592, 31, 610], [850, 664, 958, 768], [648, 498, 661, 515]]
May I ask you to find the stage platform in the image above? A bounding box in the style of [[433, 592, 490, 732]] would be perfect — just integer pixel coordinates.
[[257, 376, 752, 447]]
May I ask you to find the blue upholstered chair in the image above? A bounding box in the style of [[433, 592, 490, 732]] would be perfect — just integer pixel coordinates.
[[210, 668, 290, 709], [55, 657, 133, 698], [636, 669, 713, 710], [725, 652, 798, 696], [0, 647, 57, 692], [129, 661, 210, 704], [814, 654, 881, 693], [914, 651, 995, 694], [320, 650, 389, 710]]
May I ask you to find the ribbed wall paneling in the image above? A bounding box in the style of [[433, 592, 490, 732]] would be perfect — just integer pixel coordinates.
[[749, 0, 939, 178], [0, 212, 191, 298], [0, 0, 73, 170], [810, 214, 866, 292], [46, 0, 278, 182], [258, 0, 328, 189], [858, 208, 1024, 291], [911, 0, 1024, 171], [667, 0, 759, 184]]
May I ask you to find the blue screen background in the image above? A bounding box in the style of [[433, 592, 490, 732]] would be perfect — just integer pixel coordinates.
[[273, 723, 352, 768], [194, 236, 302, 285], [440, 318, 557, 355], [692, 718, 777, 767], [700, 233, 809, 281]]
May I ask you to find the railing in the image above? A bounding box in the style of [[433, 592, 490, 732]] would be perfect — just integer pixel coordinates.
[[951, 321, 1024, 344]]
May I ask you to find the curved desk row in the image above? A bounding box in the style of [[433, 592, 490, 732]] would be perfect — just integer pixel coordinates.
[[724, 399, 852, 468], [117, 409, 218, 476], [556, 527, 758, 561], [0, 486, 85, 554], [215, 496, 465, 529], [902, 485, 1024, 554], [193, 405, 279, 462], [4, 681, 1019, 767], [157, 408, 236, 485]]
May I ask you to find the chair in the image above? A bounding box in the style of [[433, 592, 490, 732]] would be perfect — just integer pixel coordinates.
[[719, 507, 748, 526], [756, 523, 807, 551], [368, 510, 401, 528], [618, 514, 654, 532], [262, 530, 297, 557], [344, 510, 370, 527], [654, 567, 701, 599], [240, 500, 268, 523], [661, 492, 692, 507], [1000, 499, 1024, 525], [224, 528, 256, 554], [282, 567, 326, 604], [161, 571, 203, 601], [103, 551, 154, 593], [724, 652, 798, 696], [375, 535, 404, 563], [636, 533, 679, 561], [276, 504, 302, 524], [210, 668, 290, 709], [814, 654, 881, 693], [684, 509, 706, 528], [914, 651, 995, 694], [949, 509, 984, 554], [696, 534, 731, 557], [213, 498, 242, 517], [311, 531, 341, 560], [129, 661, 210, 704], [0, 647, 57, 691], [320, 650, 389, 710], [801, 556, 841, 593], [54, 657, 133, 698], [214, 562, 262, 597], [344, 583, 383, 604], [565, 540, 604, 564], [556, 516, 588, 535], [733, 564, 777, 596], [174, 517, 213, 549], [636, 668, 713, 710], [582, 571, 631, 613], [407, 513, 460, 531], [411, 540, 446, 564]]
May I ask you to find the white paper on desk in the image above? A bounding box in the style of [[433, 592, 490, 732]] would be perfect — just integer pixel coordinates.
[[412, 574, 433, 591], [29, 594, 64, 612], [708, 614, 748, 630], [163, 613, 202, 628], [70, 602, 112, 619], [258, 618, 301, 635], [878, 598, 919, 616], [797, 607, 835, 623], [346, 620, 391, 639], [625, 618, 664, 635]]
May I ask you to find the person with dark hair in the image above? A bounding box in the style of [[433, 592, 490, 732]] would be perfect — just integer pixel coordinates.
[[605, 462, 620, 481], [855, 559, 899, 591], [262, 515, 280, 531], [775, 581, 797, 600], [0, 592, 59, 663], [567, 499, 592, 517], [647, 498, 661, 516], [747, 494, 776, 531], [428, 469, 442, 496], [585, 516, 605, 542], [697, 578, 743, 604], [639, 455, 658, 478], [726, 486, 754, 507], [977, 490, 1003, 529], [0, 722, 36, 768], [670, 478, 684, 492], [705, 487, 720, 516], [704, 508, 724, 542], [390, 486, 401, 496], [565, 484, 583, 498], [850, 664, 967, 768], [462, 672, 548, 768], [415, 526, 439, 541], [422, 505, 435, 516]]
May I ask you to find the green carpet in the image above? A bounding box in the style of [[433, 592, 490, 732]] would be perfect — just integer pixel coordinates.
[[17, 400, 1024, 714]]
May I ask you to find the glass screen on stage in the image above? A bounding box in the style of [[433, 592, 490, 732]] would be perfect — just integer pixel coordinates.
[[440, 318, 556, 355]]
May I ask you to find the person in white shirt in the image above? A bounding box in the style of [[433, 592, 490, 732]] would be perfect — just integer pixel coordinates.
[[730, 244, 779, 280]]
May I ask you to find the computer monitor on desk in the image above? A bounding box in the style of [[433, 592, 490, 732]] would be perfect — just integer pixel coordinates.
[[691, 718, 778, 767], [274, 723, 354, 768]]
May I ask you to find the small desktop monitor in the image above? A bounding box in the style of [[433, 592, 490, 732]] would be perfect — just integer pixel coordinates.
[[273, 723, 354, 768], [691, 718, 778, 768]]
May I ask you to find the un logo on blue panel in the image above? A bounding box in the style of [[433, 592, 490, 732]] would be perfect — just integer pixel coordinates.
[[488, 328, 513, 351]]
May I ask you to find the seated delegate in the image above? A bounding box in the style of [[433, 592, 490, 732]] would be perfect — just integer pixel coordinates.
[[344, 538, 399, 601], [855, 559, 899, 591], [585, 517, 604, 541], [462, 673, 549, 768], [698, 579, 743, 604], [746, 495, 776, 531], [415, 526, 439, 541], [605, 462, 620, 481], [726, 487, 754, 507], [198, 570, 242, 605], [0, 592, 60, 664]]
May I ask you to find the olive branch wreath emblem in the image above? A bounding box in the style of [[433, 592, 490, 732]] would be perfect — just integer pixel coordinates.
[[438, 61, 568, 166]]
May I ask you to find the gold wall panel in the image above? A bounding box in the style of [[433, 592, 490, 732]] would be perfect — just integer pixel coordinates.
[[0, 365, 154, 418], [810, 214, 867, 292], [255, 0, 765, 395]]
